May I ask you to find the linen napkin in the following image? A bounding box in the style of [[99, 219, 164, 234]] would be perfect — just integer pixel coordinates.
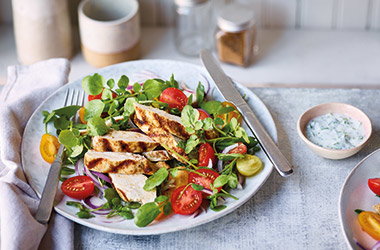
[[0, 58, 74, 250]]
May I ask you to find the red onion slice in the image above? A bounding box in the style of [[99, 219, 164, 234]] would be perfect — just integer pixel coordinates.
[[202, 188, 213, 196], [75, 159, 85, 176], [372, 241, 380, 250], [217, 143, 240, 172], [84, 165, 106, 190], [90, 171, 111, 184]]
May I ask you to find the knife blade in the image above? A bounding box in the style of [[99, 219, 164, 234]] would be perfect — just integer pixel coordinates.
[[35, 144, 64, 224], [200, 49, 293, 177]]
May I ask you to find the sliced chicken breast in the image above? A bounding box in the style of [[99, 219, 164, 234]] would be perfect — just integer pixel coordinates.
[[133, 103, 190, 140], [143, 150, 172, 162], [109, 173, 156, 204], [133, 115, 188, 163], [92, 130, 159, 153], [84, 150, 157, 175]]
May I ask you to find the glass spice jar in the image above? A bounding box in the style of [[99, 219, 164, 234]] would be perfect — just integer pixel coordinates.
[[216, 4, 256, 67], [174, 0, 212, 56]]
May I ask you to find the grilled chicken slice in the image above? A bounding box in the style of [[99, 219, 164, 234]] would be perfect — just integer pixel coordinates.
[[92, 130, 159, 153], [133, 116, 188, 163], [109, 173, 156, 204], [133, 103, 190, 140], [143, 150, 172, 162], [84, 150, 157, 175]]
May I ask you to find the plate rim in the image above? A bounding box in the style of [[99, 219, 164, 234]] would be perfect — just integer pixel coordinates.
[[338, 148, 380, 249], [21, 59, 278, 235]]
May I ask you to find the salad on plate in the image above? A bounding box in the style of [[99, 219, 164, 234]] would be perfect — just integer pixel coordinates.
[[39, 73, 263, 227]]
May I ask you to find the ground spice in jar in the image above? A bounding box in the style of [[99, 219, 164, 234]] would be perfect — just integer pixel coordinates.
[[216, 4, 256, 67]]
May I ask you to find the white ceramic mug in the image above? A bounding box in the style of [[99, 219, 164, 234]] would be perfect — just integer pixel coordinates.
[[78, 0, 140, 68]]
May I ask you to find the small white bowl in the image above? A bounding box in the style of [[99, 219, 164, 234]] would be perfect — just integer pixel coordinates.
[[297, 103, 372, 160]]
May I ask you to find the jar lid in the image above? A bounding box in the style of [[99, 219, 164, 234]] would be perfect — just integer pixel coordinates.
[[217, 3, 255, 32], [175, 0, 209, 7]]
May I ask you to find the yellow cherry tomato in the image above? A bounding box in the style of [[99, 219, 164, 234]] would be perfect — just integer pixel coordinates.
[[236, 154, 263, 177], [78, 107, 87, 124], [358, 211, 380, 240], [39, 134, 60, 164], [216, 102, 243, 124]]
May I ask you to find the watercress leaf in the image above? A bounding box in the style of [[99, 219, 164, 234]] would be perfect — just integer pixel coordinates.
[[70, 144, 84, 158], [202, 117, 213, 130], [124, 97, 137, 116], [61, 167, 75, 176], [216, 153, 245, 161], [76, 210, 95, 219], [355, 209, 364, 214], [104, 188, 119, 203], [228, 173, 238, 189], [191, 183, 204, 191], [87, 117, 109, 136], [133, 82, 142, 92], [155, 195, 168, 203], [54, 105, 81, 118], [112, 197, 121, 206], [43, 111, 56, 124], [82, 73, 105, 95], [117, 75, 129, 88], [187, 94, 193, 105], [126, 202, 141, 209], [196, 82, 205, 105], [134, 202, 161, 227], [216, 106, 235, 115], [181, 105, 199, 128], [213, 175, 229, 188], [108, 100, 119, 115], [84, 99, 105, 120], [66, 201, 84, 209], [194, 121, 203, 130], [143, 168, 169, 191], [107, 78, 115, 89], [168, 74, 179, 89], [137, 93, 147, 101], [170, 168, 179, 177], [214, 117, 225, 126], [177, 140, 186, 150], [169, 107, 181, 115], [54, 116, 70, 130], [101, 88, 114, 100], [143, 79, 164, 99], [200, 101, 222, 115], [210, 205, 226, 212], [163, 202, 172, 215], [185, 135, 200, 154], [59, 130, 79, 148], [118, 210, 134, 219]]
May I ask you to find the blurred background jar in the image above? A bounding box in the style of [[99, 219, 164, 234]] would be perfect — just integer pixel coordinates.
[[216, 3, 257, 67], [12, 0, 72, 65], [174, 0, 212, 57]]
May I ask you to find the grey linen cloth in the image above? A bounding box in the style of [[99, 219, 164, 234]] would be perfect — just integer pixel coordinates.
[[0, 58, 74, 250]]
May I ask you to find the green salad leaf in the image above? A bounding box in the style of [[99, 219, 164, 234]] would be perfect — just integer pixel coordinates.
[[143, 168, 169, 191], [87, 117, 109, 136], [82, 73, 105, 95]]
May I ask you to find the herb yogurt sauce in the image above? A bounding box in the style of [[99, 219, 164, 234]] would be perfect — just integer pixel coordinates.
[[306, 113, 365, 150]]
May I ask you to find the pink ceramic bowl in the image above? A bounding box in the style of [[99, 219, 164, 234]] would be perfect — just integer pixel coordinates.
[[297, 103, 372, 159]]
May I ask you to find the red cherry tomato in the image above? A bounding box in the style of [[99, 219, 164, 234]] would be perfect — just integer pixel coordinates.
[[368, 178, 380, 196], [197, 109, 210, 120], [159, 88, 188, 110], [189, 168, 221, 192], [171, 185, 203, 215], [61, 176, 95, 200], [198, 143, 216, 167], [228, 142, 247, 154], [88, 89, 117, 101]]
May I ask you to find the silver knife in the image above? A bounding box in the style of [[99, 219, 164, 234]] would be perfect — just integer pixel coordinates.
[[35, 145, 64, 224], [200, 49, 293, 177]]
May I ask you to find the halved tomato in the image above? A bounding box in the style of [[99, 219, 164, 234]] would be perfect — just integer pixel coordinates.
[[189, 168, 221, 192], [368, 178, 380, 196], [61, 176, 95, 200], [159, 87, 188, 110], [171, 185, 203, 215], [228, 142, 247, 154], [197, 109, 210, 120], [358, 211, 380, 240], [39, 134, 60, 164], [198, 143, 216, 167]]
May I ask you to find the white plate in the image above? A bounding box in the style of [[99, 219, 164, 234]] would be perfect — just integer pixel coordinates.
[[22, 59, 277, 235], [339, 149, 380, 249]]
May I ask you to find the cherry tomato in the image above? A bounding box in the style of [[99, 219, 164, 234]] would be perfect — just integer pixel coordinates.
[[368, 178, 380, 196], [61, 176, 95, 200], [228, 143, 247, 154], [88, 89, 117, 101], [189, 168, 221, 192], [39, 134, 60, 164], [197, 109, 210, 120], [198, 143, 216, 167], [159, 87, 188, 110], [171, 185, 203, 215], [358, 211, 380, 240], [78, 107, 87, 124], [216, 102, 243, 124]]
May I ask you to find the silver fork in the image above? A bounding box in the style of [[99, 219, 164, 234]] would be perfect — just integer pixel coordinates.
[[35, 88, 86, 224]]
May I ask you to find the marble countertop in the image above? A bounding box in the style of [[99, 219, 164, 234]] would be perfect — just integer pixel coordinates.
[[74, 87, 380, 250]]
